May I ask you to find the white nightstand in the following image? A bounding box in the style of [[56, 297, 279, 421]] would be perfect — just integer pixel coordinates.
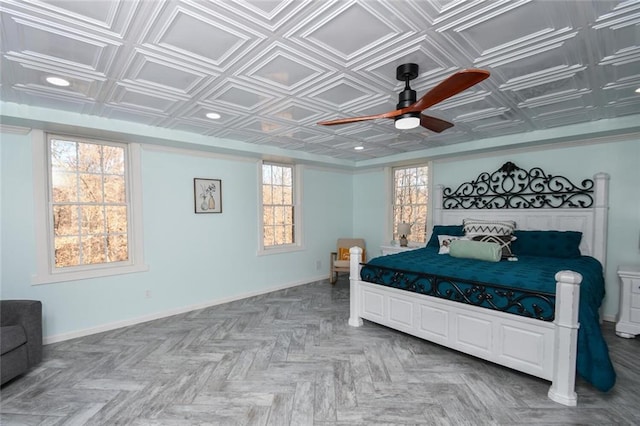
[[615, 265, 640, 338], [380, 244, 424, 256]]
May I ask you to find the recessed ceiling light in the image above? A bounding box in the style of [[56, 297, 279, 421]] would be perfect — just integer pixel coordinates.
[[206, 112, 221, 119], [354, 146, 364, 150], [45, 76, 70, 87]]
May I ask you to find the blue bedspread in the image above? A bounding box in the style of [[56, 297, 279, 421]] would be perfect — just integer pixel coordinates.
[[361, 247, 616, 392]]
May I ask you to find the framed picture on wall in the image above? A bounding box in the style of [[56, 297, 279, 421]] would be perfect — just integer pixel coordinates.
[[194, 178, 222, 213]]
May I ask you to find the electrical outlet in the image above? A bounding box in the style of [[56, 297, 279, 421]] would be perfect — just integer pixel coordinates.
[[145, 289, 151, 299], [316, 260, 322, 270]]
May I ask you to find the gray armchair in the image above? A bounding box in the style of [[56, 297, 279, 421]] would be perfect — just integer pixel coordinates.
[[1, 300, 43, 385]]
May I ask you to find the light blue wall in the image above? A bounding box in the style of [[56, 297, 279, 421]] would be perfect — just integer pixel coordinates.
[[2, 127, 638, 340], [352, 169, 389, 259], [304, 166, 355, 263], [0, 134, 354, 339], [353, 139, 640, 319]]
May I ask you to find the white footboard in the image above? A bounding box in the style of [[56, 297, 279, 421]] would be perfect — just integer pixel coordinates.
[[348, 246, 581, 406]]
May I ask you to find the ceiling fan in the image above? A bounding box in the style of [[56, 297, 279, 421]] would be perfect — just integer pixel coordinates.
[[317, 64, 490, 132]]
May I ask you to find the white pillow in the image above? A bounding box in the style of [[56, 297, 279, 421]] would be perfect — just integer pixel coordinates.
[[438, 235, 468, 254], [463, 218, 516, 237]]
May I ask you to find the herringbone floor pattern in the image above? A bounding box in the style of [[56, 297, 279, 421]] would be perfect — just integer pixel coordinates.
[[1, 277, 640, 425]]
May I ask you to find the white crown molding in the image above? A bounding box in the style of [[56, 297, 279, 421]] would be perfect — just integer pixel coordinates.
[[0, 124, 31, 134]]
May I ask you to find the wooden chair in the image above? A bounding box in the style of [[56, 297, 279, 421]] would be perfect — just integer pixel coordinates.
[[330, 238, 366, 284]]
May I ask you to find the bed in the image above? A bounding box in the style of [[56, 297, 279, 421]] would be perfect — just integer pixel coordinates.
[[347, 162, 615, 406]]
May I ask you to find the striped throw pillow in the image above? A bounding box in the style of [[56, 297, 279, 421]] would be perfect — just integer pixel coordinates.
[[463, 218, 516, 237]]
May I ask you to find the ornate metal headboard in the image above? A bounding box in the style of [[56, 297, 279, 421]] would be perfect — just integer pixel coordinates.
[[442, 161, 594, 210], [433, 162, 609, 265]]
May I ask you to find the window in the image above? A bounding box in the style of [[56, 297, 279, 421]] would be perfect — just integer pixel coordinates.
[[392, 165, 429, 244], [32, 131, 146, 284], [49, 137, 129, 267], [259, 162, 302, 252]]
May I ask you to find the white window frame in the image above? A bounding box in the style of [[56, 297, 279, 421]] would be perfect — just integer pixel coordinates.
[[257, 161, 304, 255], [389, 162, 432, 245], [31, 130, 148, 284]]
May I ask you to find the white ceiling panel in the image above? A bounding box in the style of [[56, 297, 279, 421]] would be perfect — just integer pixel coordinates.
[[302, 2, 401, 58], [247, 49, 321, 91], [0, 0, 639, 162], [121, 50, 208, 94]]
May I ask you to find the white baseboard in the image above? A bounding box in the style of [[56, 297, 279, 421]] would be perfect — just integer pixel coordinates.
[[44, 275, 327, 344]]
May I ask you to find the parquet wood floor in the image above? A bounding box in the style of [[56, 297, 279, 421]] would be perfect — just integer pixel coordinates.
[[2, 277, 639, 425]]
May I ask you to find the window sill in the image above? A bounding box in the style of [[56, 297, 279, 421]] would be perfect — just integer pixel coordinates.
[[258, 244, 305, 256], [32, 263, 149, 285]]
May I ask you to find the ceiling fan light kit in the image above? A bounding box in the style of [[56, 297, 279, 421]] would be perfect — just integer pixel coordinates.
[[318, 63, 490, 135], [395, 114, 420, 129]]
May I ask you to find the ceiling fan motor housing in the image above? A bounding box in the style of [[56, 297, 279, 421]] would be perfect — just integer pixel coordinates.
[[397, 87, 417, 109]]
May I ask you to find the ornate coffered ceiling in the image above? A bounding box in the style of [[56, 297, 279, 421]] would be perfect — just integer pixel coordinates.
[[1, 0, 639, 162]]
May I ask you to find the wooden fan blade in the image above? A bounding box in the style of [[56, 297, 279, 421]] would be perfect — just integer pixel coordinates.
[[420, 115, 454, 133], [318, 69, 489, 127], [408, 69, 490, 112], [317, 109, 404, 126]]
